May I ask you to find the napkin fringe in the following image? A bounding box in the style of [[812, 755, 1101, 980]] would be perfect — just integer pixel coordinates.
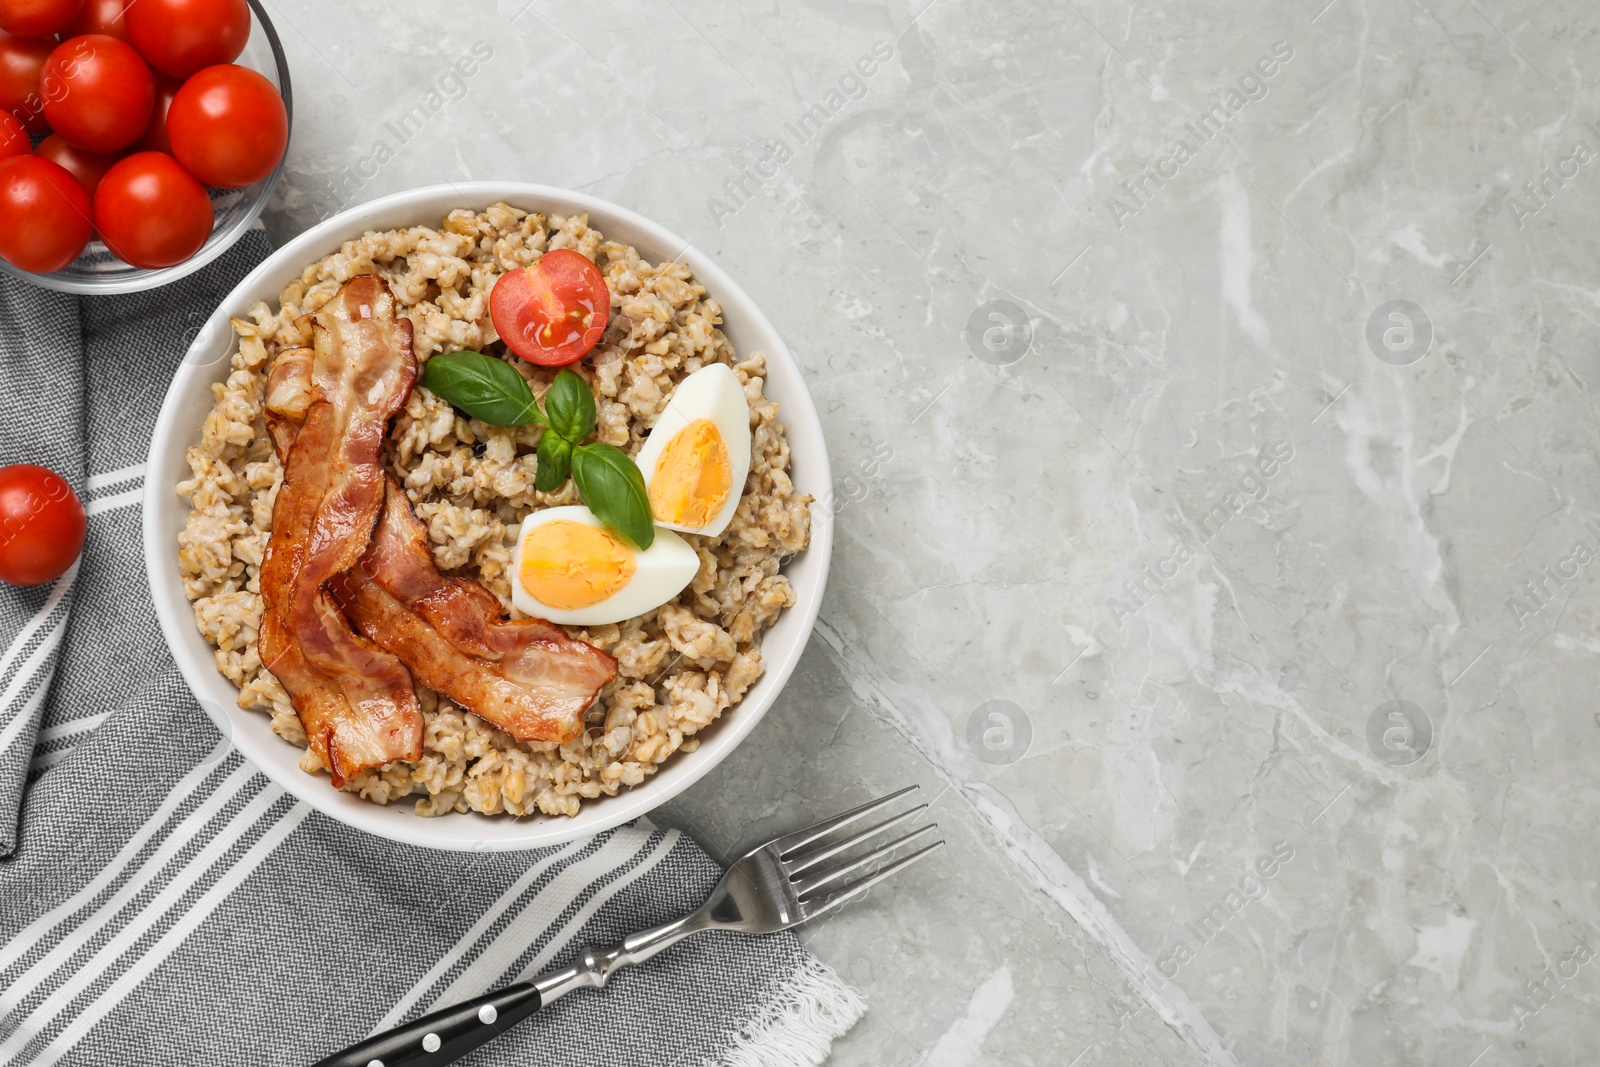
[[711, 955, 867, 1067]]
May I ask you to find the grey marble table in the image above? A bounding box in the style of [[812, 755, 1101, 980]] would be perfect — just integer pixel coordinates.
[[258, 1, 1600, 1063]]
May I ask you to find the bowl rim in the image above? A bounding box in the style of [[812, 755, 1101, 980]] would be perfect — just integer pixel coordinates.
[[143, 181, 833, 852], [0, 0, 295, 295]]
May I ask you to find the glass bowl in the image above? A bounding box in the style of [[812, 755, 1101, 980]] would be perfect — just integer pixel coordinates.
[[0, 0, 293, 295]]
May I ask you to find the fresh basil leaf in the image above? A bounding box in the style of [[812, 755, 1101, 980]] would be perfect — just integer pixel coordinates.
[[572, 443, 654, 549], [544, 368, 596, 442], [535, 432, 572, 493], [421, 350, 546, 428]]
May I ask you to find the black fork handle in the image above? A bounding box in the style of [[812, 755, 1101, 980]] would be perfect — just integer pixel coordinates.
[[311, 982, 542, 1067]]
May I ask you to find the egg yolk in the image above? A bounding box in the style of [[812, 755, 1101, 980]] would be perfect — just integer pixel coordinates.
[[648, 419, 732, 529], [519, 521, 636, 609]]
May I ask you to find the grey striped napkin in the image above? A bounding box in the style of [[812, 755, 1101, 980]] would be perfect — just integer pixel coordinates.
[[0, 232, 863, 1066]]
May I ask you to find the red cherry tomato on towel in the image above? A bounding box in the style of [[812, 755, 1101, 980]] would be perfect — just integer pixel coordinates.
[[0, 464, 86, 587]]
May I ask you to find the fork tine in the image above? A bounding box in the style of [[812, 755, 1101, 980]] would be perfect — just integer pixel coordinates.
[[794, 824, 940, 897], [771, 785, 920, 858], [786, 804, 928, 874], [800, 839, 944, 919]]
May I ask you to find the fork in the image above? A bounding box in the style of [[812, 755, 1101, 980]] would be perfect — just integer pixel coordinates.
[[314, 786, 942, 1067]]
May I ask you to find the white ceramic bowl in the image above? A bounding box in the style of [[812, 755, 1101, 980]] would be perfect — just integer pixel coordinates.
[[144, 182, 832, 851]]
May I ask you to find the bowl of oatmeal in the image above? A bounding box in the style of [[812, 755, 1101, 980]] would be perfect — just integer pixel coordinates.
[[142, 183, 831, 851]]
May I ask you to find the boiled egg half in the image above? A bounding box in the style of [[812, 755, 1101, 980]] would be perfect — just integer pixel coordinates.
[[511, 506, 700, 626], [634, 363, 752, 538]]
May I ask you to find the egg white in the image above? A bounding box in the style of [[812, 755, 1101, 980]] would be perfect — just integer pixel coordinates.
[[509, 506, 700, 626], [634, 363, 752, 538]]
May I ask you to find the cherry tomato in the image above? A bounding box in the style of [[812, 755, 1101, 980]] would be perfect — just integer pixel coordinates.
[[65, 0, 124, 40], [167, 64, 285, 188], [0, 31, 51, 133], [0, 109, 26, 159], [128, 73, 177, 152], [0, 465, 86, 587], [125, 0, 248, 80], [94, 150, 211, 268], [35, 132, 119, 195], [0, 156, 92, 272], [0, 0, 84, 39], [491, 250, 611, 367], [41, 34, 154, 152]]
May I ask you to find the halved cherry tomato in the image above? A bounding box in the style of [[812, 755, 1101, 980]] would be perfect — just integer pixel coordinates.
[[490, 249, 611, 367], [0, 0, 85, 39], [125, 0, 248, 80], [0, 155, 92, 272], [64, 0, 125, 40], [0, 109, 26, 159], [0, 30, 51, 133], [0, 464, 86, 587], [93, 150, 211, 268], [167, 64, 285, 188], [36, 133, 117, 195], [41, 34, 154, 153]]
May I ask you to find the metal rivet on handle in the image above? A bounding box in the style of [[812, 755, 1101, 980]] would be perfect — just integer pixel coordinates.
[[478, 1004, 499, 1024], [422, 1033, 441, 1052]]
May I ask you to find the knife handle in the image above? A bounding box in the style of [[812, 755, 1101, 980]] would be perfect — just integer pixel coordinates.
[[312, 982, 542, 1067]]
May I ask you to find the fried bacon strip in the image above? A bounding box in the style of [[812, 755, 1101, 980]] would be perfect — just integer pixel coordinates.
[[330, 479, 618, 745], [264, 345, 314, 461], [259, 277, 423, 786], [265, 327, 618, 747]]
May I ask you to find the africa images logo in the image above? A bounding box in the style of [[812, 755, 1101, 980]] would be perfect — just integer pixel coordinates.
[[706, 41, 897, 228], [1105, 40, 1295, 229], [1105, 439, 1294, 628], [1156, 841, 1296, 978], [1503, 123, 1600, 230]]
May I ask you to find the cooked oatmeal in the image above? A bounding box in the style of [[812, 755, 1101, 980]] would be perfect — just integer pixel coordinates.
[[177, 204, 810, 817]]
